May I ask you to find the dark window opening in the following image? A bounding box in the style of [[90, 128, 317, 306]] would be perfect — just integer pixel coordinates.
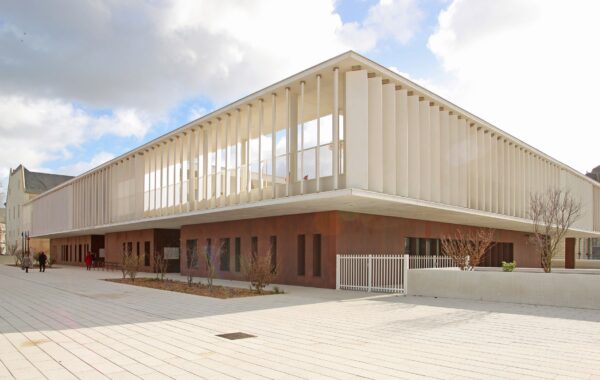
[[270, 236, 277, 274], [313, 234, 321, 277], [235, 237, 241, 272], [297, 235, 306, 276], [220, 238, 230, 271], [251, 236, 258, 261], [144, 241, 151, 266]]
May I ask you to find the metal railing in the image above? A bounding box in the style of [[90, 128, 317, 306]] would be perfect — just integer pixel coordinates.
[[336, 254, 458, 293], [409, 255, 456, 269]]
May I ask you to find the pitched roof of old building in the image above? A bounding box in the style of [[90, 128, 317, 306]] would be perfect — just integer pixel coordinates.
[[23, 167, 73, 194], [586, 165, 600, 182]]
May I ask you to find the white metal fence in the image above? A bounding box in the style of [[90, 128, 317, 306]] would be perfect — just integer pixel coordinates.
[[409, 255, 456, 269], [336, 254, 407, 293], [336, 254, 458, 293]]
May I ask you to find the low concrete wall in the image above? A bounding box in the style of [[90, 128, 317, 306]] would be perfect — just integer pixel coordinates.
[[553, 258, 600, 269], [408, 268, 600, 309]]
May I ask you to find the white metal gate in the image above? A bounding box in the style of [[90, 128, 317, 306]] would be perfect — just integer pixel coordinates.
[[336, 254, 408, 293], [336, 254, 458, 293]]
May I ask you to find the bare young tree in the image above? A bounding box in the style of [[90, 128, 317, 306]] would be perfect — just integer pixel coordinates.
[[203, 241, 223, 289], [529, 188, 582, 273], [153, 250, 168, 281], [7, 244, 21, 266], [186, 243, 200, 286], [441, 228, 495, 270], [242, 244, 278, 294]]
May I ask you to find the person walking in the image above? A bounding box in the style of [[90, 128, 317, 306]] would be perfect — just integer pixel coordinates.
[[23, 254, 32, 273], [85, 252, 92, 271], [38, 251, 47, 272]]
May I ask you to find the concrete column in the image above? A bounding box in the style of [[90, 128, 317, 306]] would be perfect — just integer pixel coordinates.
[[258, 99, 264, 198], [225, 114, 231, 201], [430, 103, 440, 203], [285, 87, 292, 196], [368, 75, 383, 193], [440, 108, 450, 204], [345, 69, 369, 190], [316, 75, 321, 192], [407, 93, 420, 198], [382, 81, 396, 195], [214, 120, 220, 204], [419, 98, 431, 201], [396, 88, 408, 197], [271, 93, 277, 198], [246, 104, 251, 199], [179, 134, 184, 211], [332, 68, 339, 190], [203, 127, 209, 204], [299, 81, 305, 195], [235, 109, 241, 200]]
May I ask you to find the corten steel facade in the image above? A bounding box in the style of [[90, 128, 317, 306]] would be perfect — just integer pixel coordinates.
[[25, 51, 600, 288], [180, 211, 533, 289]]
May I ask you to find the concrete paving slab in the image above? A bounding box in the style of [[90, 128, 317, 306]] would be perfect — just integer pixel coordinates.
[[1, 263, 600, 379]]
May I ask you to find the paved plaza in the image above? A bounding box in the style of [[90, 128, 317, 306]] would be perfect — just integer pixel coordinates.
[[0, 260, 600, 379]]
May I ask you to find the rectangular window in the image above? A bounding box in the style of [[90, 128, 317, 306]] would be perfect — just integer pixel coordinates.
[[235, 237, 241, 272], [297, 234, 306, 276], [220, 238, 230, 271], [313, 234, 321, 277], [144, 241, 151, 266], [251, 236, 258, 260], [186, 239, 198, 269], [127, 242, 133, 256], [136, 242, 140, 257], [270, 236, 277, 274], [205, 238, 212, 268]]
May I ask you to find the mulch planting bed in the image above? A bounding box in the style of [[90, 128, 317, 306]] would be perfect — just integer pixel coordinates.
[[106, 278, 273, 299]]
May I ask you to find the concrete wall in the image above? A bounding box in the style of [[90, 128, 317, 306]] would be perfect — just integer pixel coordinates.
[[408, 268, 600, 309]]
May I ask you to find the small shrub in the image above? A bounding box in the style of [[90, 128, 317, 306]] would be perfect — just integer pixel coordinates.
[[242, 246, 277, 294], [48, 256, 56, 268], [273, 286, 284, 294], [124, 253, 141, 282], [502, 261, 516, 272]]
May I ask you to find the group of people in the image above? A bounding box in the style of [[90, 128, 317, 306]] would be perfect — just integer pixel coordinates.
[[20, 251, 98, 272], [84, 251, 99, 270], [21, 251, 47, 273]]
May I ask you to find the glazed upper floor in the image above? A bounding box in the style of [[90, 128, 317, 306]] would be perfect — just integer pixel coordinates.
[[27, 51, 600, 237]]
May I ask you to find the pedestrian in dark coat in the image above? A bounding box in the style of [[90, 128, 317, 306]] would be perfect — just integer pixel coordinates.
[[38, 252, 47, 272]]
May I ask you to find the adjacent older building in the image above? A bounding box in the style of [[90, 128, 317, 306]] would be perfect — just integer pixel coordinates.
[[0, 208, 6, 255], [6, 165, 73, 253], [26, 51, 600, 287]]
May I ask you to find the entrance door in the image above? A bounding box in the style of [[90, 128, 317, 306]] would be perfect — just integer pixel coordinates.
[[565, 238, 575, 269]]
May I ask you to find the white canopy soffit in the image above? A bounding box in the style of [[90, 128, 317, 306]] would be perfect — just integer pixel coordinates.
[[35, 189, 598, 239]]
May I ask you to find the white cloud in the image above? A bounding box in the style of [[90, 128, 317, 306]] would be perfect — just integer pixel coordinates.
[[427, 0, 600, 173], [58, 151, 116, 176], [0, 0, 423, 182], [338, 0, 423, 51], [0, 95, 149, 177]]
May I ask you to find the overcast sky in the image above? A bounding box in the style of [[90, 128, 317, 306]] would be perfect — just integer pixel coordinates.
[[1, 0, 599, 198]]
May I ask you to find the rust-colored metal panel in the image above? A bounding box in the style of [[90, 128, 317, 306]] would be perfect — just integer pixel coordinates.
[[565, 237, 575, 269]]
